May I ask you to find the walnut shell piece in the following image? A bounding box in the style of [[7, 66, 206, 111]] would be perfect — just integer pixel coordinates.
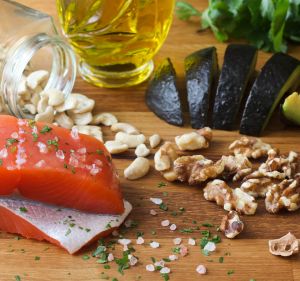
[[269, 232, 299, 257], [220, 211, 244, 239]]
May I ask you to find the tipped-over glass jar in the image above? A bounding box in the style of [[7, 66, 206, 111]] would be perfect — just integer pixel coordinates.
[[0, 0, 76, 118]]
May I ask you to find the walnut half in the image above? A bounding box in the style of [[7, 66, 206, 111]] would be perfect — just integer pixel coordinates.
[[229, 137, 273, 159], [269, 232, 299, 257], [220, 211, 244, 239], [203, 179, 257, 215], [240, 178, 274, 198]]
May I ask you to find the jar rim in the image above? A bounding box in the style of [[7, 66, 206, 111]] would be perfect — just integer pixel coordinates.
[[0, 32, 77, 118]]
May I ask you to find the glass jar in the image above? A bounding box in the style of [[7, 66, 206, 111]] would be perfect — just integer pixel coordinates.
[[0, 0, 77, 118]]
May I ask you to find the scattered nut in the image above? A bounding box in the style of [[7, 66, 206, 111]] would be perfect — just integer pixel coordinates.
[[229, 136, 273, 159], [91, 112, 118, 126], [55, 95, 78, 112], [26, 70, 49, 90], [269, 232, 299, 257], [115, 132, 146, 148], [47, 89, 65, 107], [175, 127, 212, 151], [149, 134, 161, 148], [105, 140, 129, 154], [174, 155, 224, 185], [68, 111, 93, 126], [54, 112, 74, 129], [220, 211, 244, 239], [203, 179, 257, 215], [37, 96, 49, 114], [69, 93, 95, 114], [240, 178, 274, 198], [265, 175, 300, 213], [23, 103, 36, 115], [34, 106, 54, 123], [135, 144, 150, 157], [73, 125, 103, 142], [111, 122, 139, 134], [124, 157, 150, 180], [154, 142, 178, 181], [30, 92, 41, 107]]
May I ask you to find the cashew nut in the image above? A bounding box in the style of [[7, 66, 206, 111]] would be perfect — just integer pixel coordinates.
[[73, 125, 103, 142], [17, 76, 30, 99], [175, 131, 210, 151], [135, 144, 150, 157], [26, 70, 49, 90], [68, 111, 93, 126], [35, 106, 54, 123], [30, 92, 41, 107], [105, 140, 129, 154], [115, 132, 146, 148], [124, 157, 150, 180], [69, 93, 95, 114], [55, 95, 78, 112], [37, 96, 49, 114], [47, 89, 65, 107], [54, 112, 74, 129], [92, 112, 118, 126], [111, 122, 139, 135], [149, 134, 161, 148], [23, 103, 37, 115]]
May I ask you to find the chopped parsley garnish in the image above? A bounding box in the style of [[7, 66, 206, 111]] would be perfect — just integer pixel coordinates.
[[82, 254, 90, 260], [115, 253, 130, 275], [85, 228, 91, 232], [35, 256, 40, 261], [63, 163, 68, 169], [96, 149, 103, 155], [180, 228, 194, 233], [103, 265, 110, 269], [201, 230, 210, 238], [28, 120, 36, 128], [0, 159, 3, 166], [163, 258, 171, 262], [151, 257, 156, 263], [92, 246, 106, 257], [202, 249, 210, 256], [136, 231, 144, 238], [100, 272, 110, 280], [32, 132, 38, 142], [211, 235, 221, 244], [172, 247, 181, 254], [15, 276, 21, 281], [159, 202, 168, 211], [19, 207, 28, 213], [47, 139, 59, 150], [112, 278, 118, 281], [65, 228, 71, 236], [6, 138, 18, 147], [202, 222, 214, 227], [40, 125, 52, 134], [227, 270, 235, 276], [163, 191, 168, 196], [219, 256, 224, 263], [171, 211, 177, 216], [161, 273, 170, 281], [105, 223, 111, 229], [71, 167, 76, 174], [157, 182, 167, 188]]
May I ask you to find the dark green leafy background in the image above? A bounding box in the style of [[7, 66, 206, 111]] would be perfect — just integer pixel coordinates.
[[176, 0, 300, 52]]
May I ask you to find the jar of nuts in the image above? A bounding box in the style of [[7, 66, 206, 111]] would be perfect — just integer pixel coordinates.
[[0, 0, 76, 118]]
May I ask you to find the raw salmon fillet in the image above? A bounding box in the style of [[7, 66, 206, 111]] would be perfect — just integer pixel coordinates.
[[0, 196, 132, 254], [0, 115, 124, 214]]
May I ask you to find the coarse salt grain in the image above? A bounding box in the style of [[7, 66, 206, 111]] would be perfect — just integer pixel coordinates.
[[196, 264, 207, 275], [107, 253, 114, 262], [136, 237, 145, 245], [150, 241, 160, 248], [77, 147, 87, 154], [118, 239, 131, 246], [56, 150, 65, 160], [34, 160, 46, 168], [179, 245, 188, 257], [150, 209, 157, 216], [71, 127, 79, 140], [90, 164, 100, 176], [203, 241, 216, 252], [154, 260, 165, 267], [170, 224, 177, 231], [161, 219, 170, 227], [11, 132, 18, 139], [146, 264, 155, 272], [150, 197, 162, 205], [160, 267, 171, 274], [37, 142, 48, 154], [128, 254, 138, 266], [0, 148, 8, 158], [173, 238, 182, 245], [169, 255, 178, 261], [188, 238, 196, 246]]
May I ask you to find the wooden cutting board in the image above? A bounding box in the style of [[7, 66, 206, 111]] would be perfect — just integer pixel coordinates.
[[2, 1, 300, 280]]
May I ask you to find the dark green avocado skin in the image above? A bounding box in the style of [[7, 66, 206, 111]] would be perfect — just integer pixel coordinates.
[[212, 44, 257, 130], [240, 53, 300, 136], [145, 58, 183, 126], [184, 47, 218, 129]]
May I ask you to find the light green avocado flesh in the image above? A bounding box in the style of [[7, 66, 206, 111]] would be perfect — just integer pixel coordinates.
[[283, 92, 300, 125]]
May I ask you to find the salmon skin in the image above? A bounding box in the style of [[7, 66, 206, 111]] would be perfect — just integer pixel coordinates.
[[0, 115, 124, 214], [0, 196, 132, 254]]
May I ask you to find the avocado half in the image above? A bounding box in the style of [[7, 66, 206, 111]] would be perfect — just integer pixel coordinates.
[[240, 53, 300, 136], [212, 44, 258, 130], [184, 47, 218, 129], [145, 58, 184, 126], [282, 92, 300, 126]]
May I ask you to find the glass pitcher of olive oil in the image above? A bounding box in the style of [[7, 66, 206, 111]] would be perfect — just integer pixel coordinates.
[[57, 0, 175, 88]]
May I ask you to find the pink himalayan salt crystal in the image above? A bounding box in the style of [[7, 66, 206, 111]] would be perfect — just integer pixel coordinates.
[[160, 267, 171, 274], [196, 264, 207, 275], [188, 238, 196, 246], [136, 237, 145, 245], [169, 255, 178, 261], [179, 245, 188, 257], [150, 209, 157, 216], [170, 224, 177, 231], [173, 238, 182, 245], [149, 241, 160, 249], [161, 220, 170, 227], [146, 264, 155, 272], [107, 253, 114, 262], [150, 198, 162, 205], [128, 254, 138, 266], [56, 150, 65, 160]]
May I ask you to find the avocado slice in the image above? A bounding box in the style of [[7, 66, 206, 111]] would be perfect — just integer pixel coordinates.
[[212, 44, 257, 130], [184, 47, 218, 129], [145, 58, 183, 126], [240, 53, 300, 136], [282, 92, 300, 126]]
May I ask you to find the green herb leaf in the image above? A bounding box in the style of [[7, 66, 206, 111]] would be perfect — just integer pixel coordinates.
[[35, 256, 40, 261], [82, 254, 90, 260], [0, 159, 3, 166], [15, 276, 21, 281], [104, 265, 110, 269], [202, 222, 214, 227], [157, 182, 167, 187], [115, 253, 130, 275], [161, 273, 170, 281], [180, 228, 194, 233], [227, 270, 235, 276], [219, 256, 224, 263], [175, 1, 201, 20], [96, 149, 103, 155], [40, 125, 52, 134], [19, 207, 28, 213], [159, 202, 168, 211], [6, 138, 18, 147]]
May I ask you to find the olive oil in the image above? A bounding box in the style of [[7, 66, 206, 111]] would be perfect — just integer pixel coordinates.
[[57, 0, 175, 87]]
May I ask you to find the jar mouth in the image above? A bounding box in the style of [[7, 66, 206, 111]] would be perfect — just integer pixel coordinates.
[[0, 32, 77, 118]]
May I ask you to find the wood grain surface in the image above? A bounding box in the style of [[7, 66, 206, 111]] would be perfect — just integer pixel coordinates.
[[2, 1, 300, 281]]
